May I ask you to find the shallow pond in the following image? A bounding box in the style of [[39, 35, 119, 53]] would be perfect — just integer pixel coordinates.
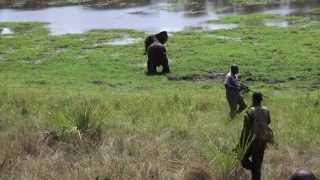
[[0, 0, 319, 34]]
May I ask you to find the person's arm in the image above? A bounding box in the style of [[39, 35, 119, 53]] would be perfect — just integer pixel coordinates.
[[267, 110, 271, 125], [244, 112, 251, 130], [225, 76, 241, 91], [240, 112, 252, 147]]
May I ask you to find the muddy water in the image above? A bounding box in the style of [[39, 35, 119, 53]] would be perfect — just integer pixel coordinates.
[[0, 0, 319, 35]]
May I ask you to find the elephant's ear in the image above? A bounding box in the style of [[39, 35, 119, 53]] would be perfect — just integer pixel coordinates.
[[144, 35, 155, 55], [156, 31, 168, 44]]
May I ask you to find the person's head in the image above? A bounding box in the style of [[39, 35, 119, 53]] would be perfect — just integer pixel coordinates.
[[155, 31, 168, 44], [289, 169, 318, 180], [230, 64, 239, 75], [252, 91, 263, 106]]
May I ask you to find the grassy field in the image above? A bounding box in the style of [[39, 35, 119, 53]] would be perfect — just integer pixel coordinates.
[[0, 12, 320, 179]]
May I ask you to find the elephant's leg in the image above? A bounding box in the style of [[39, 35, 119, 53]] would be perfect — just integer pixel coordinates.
[[162, 61, 170, 74], [147, 61, 157, 75]]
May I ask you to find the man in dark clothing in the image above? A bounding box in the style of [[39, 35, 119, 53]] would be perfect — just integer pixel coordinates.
[[289, 169, 318, 180], [144, 31, 170, 74], [240, 92, 273, 180], [224, 65, 247, 119]]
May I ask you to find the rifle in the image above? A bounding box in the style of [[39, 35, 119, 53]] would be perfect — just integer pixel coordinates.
[[240, 82, 270, 99], [240, 82, 250, 94]]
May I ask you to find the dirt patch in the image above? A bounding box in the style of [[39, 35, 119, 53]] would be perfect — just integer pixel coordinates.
[[265, 79, 286, 84], [26, 80, 48, 85], [183, 167, 212, 180], [39, 130, 59, 147], [167, 71, 273, 83], [167, 72, 226, 82], [90, 80, 106, 85], [54, 45, 69, 53], [310, 81, 320, 90], [287, 75, 305, 81], [167, 71, 294, 86], [244, 76, 286, 84], [90, 80, 124, 88]]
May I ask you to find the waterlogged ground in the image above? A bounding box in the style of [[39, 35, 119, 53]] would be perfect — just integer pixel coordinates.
[[1, 0, 320, 9], [0, 9, 320, 180], [1, 0, 320, 34]]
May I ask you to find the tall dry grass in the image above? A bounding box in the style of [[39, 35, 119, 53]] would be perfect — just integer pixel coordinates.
[[0, 89, 319, 179]]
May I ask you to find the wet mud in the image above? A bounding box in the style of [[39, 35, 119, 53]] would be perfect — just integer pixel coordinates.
[[310, 81, 320, 89], [167, 71, 226, 82], [90, 80, 106, 85], [167, 71, 303, 86], [26, 80, 48, 85]]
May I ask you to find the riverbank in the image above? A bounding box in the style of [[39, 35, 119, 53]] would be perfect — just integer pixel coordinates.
[[0, 12, 319, 179], [0, 0, 149, 9], [1, 0, 319, 10]]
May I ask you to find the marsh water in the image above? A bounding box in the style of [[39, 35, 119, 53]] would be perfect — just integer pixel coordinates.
[[0, 0, 319, 35]]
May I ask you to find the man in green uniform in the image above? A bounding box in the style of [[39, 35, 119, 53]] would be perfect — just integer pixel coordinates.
[[240, 92, 273, 180]]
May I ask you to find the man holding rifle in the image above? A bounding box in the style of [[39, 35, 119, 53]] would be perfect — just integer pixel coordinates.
[[224, 64, 248, 119]]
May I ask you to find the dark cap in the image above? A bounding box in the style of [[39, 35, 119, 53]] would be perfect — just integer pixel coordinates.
[[230, 64, 239, 74], [253, 91, 263, 102]]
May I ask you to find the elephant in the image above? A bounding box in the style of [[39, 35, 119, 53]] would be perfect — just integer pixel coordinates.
[[144, 31, 170, 74]]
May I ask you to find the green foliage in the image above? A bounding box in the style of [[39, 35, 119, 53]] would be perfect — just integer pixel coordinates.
[[53, 111, 74, 133], [73, 100, 96, 132], [208, 13, 281, 26], [50, 98, 103, 141]]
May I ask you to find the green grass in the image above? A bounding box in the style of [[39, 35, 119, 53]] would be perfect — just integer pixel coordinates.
[[207, 13, 281, 26], [0, 12, 320, 179]]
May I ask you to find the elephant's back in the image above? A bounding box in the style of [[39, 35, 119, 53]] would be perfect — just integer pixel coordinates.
[[147, 42, 166, 64]]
